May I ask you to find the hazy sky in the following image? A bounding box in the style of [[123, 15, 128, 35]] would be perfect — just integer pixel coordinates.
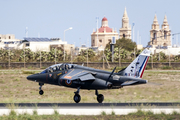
[[0, 0, 180, 47]]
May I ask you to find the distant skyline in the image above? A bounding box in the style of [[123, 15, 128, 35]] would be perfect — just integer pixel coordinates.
[[0, 0, 180, 47]]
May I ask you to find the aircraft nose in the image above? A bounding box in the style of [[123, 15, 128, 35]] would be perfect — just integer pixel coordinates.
[[27, 75, 36, 81]]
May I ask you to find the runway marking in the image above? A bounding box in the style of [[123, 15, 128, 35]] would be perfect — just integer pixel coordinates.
[[0, 103, 180, 115]]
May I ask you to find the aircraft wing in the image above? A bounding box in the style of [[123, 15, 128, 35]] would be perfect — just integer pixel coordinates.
[[79, 73, 95, 81], [62, 69, 95, 81], [121, 81, 138, 86]]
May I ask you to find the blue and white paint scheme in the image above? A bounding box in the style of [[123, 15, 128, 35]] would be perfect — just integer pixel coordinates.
[[123, 49, 151, 78]]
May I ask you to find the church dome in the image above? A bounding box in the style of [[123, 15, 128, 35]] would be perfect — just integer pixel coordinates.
[[96, 17, 112, 33], [102, 17, 108, 21], [98, 26, 112, 32]]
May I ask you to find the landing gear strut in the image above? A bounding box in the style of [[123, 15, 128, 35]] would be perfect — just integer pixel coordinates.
[[96, 89, 104, 103], [73, 87, 81, 103], [39, 83, 44, 95]]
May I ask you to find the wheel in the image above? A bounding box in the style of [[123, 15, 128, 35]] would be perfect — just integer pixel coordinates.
[[39, 90, 44, 95], [97, 94, 104, 103], [74, 94, 81, 103]]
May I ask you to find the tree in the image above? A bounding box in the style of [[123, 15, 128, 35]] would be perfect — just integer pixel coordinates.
[[104, 38, 137, 61], [73, 49, 96, 62], [105, 38, 136, 51]]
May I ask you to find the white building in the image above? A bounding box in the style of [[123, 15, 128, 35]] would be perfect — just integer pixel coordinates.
[[0, 34, 21, 49], [149, 46, 180, 56], [21, 38, 74, 54], [0, 34, 75, 54]]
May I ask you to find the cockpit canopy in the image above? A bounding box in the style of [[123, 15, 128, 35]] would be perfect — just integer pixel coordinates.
[[40, 63, 74, 74]]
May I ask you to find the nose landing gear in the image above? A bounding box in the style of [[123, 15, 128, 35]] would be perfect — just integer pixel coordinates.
[[39, 83, 44, 95], [39, 90, 44, 95]]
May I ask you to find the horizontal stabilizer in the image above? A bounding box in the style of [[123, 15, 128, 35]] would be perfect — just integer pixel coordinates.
[[121, 81, 138, 86]]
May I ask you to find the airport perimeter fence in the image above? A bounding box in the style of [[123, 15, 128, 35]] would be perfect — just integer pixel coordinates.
[[0, 62, 179, 70]]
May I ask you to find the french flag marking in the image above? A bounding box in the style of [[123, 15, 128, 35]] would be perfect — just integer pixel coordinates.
[[140, 57, 149, 78]]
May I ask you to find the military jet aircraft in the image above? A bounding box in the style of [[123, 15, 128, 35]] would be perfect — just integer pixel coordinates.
[[27, 49, 151, 103]]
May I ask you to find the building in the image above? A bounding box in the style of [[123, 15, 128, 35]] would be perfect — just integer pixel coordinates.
[[74, 44, 88, 55], [0, 34, 75, 54], [147, 15, 180, 55], [119, 7, 131, 39], [21, 38, 53, 52], [91, 8, 133, 50], [91, 17, 119, 50], [20, 38, 74, 54], [0, 34, 21, 49], [148, 15, 171, 47], [50, 38, 74, 54], [149, 46, 180, 55]]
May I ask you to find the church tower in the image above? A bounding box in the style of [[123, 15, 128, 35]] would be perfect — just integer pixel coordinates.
[[149, 14, 160, 46], [119, 7, 131, 39], [148, 14, 171, 47], [160, 15, 171, 46]]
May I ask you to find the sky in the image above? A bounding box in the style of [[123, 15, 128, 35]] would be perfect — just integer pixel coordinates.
[[0, 0, 180, 47]]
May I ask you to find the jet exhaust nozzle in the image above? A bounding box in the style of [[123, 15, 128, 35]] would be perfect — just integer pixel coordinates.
[[107, 84, 112, 89]]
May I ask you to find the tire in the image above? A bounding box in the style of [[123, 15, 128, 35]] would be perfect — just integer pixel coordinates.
[[39, 90, 44, 95], [74, 94, 81, 103], [97, 94, 104, 103]]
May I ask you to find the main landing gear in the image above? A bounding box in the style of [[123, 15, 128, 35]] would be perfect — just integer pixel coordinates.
[[39, 83, 44, 95], [74, 87, 81, 103], [96, 89, 104, 103], [73, 87, 104, 103]]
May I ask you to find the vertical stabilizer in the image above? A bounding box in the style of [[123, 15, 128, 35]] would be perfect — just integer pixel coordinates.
[[120, 49, 151, 78]]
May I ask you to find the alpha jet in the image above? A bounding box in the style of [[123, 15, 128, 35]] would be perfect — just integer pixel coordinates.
[[27, 49, 151, 103]]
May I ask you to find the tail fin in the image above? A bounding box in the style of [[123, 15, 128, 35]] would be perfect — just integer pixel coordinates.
[[119, 49, 151, 78]]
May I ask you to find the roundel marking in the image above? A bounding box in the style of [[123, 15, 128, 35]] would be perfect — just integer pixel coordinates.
[[53, 74, 57, 79], [65, 80, 72, 86]]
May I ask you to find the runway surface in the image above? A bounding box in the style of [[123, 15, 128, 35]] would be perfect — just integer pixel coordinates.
[[1, 102, 180, 108]]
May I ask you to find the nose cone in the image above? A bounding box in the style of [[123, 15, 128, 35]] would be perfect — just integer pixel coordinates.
[[27, 74, 36, 81]]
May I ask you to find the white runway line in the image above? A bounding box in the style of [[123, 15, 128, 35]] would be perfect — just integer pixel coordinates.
[[0, 108, 180, 115]]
